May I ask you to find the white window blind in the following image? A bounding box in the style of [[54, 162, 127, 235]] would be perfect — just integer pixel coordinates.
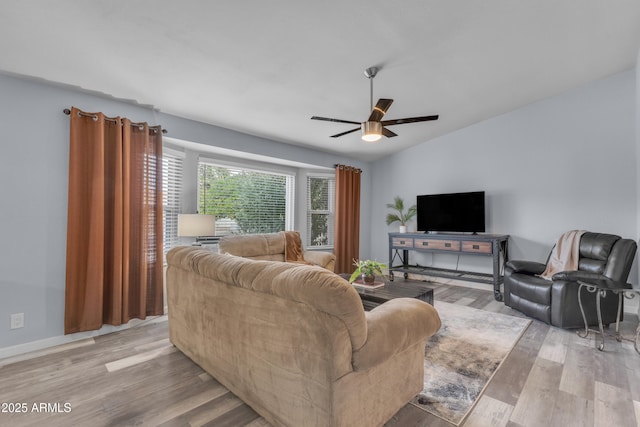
[[162, 150, 184, 254], [198, 159, 294, 235], [306, 175, 335, 248]]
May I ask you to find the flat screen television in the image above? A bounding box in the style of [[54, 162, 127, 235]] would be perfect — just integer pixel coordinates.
[[417, 191, 485, 233]]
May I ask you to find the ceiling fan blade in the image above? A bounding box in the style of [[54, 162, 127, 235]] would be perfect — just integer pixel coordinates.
[[368, 98, 394, 122], [382, 127, 398, 138], [330, 127, 360, 138], [311, 116, 361, 125], [381, 114, 439, 126]]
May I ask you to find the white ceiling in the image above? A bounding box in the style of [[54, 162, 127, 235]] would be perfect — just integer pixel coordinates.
[[1, 1, 639, 161]]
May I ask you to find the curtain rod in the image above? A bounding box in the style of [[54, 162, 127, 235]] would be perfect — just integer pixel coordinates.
[[63, 108, 168, 134], [334, 164, 362, 173]]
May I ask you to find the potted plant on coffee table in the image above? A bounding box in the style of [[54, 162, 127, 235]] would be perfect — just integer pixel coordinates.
[[386, 196, 417, 233], [349, 259, 387, 284]]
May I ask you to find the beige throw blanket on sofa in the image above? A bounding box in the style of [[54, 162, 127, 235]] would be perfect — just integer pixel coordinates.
[[284, 231, 310, 264], [540, 230, 586, 280]]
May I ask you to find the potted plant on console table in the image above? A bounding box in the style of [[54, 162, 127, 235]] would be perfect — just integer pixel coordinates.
[[350, 259, 387, 285], [386, 196, 417, 233]]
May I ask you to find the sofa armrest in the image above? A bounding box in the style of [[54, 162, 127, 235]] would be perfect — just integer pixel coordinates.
[[352, 298, 441, 371], [552, 270, 601, 282], [505, 260, 546, 275], [550, 270, 620, 287], [303, 250, 336, 271]]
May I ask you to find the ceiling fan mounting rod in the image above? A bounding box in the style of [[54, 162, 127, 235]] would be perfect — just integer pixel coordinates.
[[364, 67, 378, 112]]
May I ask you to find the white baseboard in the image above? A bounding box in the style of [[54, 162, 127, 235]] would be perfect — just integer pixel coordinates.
[[0, 315, 168, 364]]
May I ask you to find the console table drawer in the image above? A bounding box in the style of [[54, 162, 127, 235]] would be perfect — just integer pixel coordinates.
[[462, 241, 493, 254], [392, 237, 414, 248], [414, 239, 460, 251]]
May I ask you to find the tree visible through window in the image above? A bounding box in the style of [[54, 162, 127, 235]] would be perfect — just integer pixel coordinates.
[[307, 175, 335, 248], [198, 161, 294, 235]]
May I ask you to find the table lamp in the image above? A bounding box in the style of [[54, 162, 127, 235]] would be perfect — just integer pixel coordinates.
[[177, 214, 215, 245]]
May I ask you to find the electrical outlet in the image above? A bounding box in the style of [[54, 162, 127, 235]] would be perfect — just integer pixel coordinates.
[[10, 313, 24, 329]]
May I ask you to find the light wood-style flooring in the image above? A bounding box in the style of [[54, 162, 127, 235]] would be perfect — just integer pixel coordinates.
[[2, 279, 640, 427]]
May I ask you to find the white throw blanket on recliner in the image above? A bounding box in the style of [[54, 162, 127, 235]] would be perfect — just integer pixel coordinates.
[[539, 230, 586, 280]]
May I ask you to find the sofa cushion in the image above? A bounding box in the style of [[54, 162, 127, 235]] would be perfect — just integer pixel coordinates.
[[509, 294, 551, 324], [167, 247, 367, 351], [219, 231, 336, 271], [219, 232, 286, 259], [578, 258, 606, 274], [579, 232, 620, 261], [507, 273, 551, 305]]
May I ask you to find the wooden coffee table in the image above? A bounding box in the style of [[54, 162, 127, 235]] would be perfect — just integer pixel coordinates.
[[340, 274, 434, 310]]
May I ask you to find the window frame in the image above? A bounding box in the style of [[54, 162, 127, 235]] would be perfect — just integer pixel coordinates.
[[305, 173, 335, 250]]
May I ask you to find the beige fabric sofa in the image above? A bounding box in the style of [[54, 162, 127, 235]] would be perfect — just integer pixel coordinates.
[[218, 231, 336, 272], [166, 247, 441, 427]]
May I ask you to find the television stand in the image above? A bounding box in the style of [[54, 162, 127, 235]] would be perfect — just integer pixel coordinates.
[[388, 232, 509, 301]]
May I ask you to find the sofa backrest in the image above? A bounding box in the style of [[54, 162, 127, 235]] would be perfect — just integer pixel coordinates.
[[603, 239, 637, 282], [219, 232, 286, 262], [578, 232, 620, 274], [578, 232, 637, 282], [167, 247, 368, 351]]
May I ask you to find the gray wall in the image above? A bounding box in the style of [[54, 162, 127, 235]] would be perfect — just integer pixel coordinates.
[[0, 73, 369, 355], [369, 69, 638, 282], [1, 64, 638, 355]]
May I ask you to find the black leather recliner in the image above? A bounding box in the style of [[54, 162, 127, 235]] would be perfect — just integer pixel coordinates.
[[504, 232, 637, 328]]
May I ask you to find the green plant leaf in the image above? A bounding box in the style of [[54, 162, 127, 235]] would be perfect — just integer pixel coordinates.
[[386, 213, 401, 225], [349, 270, 361, 283], [386, 196, 417, 225]]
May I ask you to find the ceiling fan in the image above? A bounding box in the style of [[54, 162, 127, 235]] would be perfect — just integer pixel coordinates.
[[311, 67, 439, 142]]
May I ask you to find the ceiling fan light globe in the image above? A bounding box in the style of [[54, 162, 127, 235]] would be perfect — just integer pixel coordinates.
[[362, 134, 382, 143], [361, 121, 382, 143]]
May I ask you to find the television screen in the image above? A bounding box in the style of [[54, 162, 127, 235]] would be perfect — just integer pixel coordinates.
[[417, 191, 485, 233]]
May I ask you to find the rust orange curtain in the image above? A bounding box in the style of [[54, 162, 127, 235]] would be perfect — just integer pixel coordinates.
[[334, 164, 361, 274], [65, 107, 164, 334]]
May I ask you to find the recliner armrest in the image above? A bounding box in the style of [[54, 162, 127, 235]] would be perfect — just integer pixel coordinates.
[[352, 298, 441, 371], [551, 270, 603, 282], [505, 260, 546, 275], [550, 271, 627, 290]]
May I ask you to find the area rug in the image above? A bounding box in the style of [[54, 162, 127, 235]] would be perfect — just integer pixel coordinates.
[[410, 301, 531, 425]]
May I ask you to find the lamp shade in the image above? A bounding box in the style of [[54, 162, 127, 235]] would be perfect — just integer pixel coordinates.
[[177, 214, 215, 237]]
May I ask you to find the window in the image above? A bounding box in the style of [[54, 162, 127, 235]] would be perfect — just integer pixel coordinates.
[[307, 175, 335, 248], [198, 159, 294, 235], [162, 149, 184, 254]]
